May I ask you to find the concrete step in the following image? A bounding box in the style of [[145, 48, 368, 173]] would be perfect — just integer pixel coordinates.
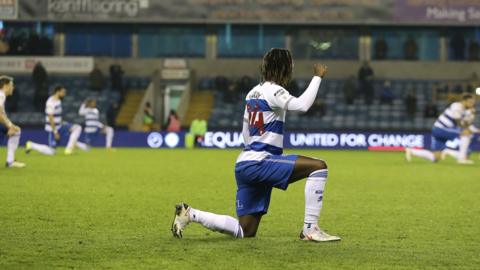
[[116, 90, 145, 126]]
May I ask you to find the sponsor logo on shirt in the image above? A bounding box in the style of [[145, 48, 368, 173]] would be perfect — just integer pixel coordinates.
[[274, 89, 286, 97], [248, 91, 261, 99]]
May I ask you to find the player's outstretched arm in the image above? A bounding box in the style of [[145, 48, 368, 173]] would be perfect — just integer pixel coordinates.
[[78, 102, 88, 115], [47, 113, 60, 140], [286, 64, 327, 113]]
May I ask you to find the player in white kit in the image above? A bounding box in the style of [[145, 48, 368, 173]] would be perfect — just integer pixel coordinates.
[[26, 86, 86, 155], [78, 99, 114, 149], [171, 48, 340, 242], [0, 76, 26, 168], [405, 94, 476, 164], [441, 107, 479, 161]]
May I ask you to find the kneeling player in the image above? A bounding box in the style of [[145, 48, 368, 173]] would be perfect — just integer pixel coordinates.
[[405, 94, 476, 164], [0, 76, 25, 168], [26, 86, 86, 155], [171, 49, 340, 242], [442, 108, 479, 162], [78, 99, 114, 149]]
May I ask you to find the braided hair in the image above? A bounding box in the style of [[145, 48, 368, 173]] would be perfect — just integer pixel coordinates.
[[261, 48, 293, 88]]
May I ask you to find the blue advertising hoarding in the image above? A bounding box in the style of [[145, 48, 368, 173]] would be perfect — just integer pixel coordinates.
[[17, 129, 186, 149], [9, 129, 479, 152], [202, 131, 429, 151]]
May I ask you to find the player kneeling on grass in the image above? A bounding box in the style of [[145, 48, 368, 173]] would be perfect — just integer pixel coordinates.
[[405, 93, 476, 164], [441, 108, 479, 162], [0, 75, 25, 168], [78, 99, 114, 149], [172, 48, 340, 242], [26, 85, 88, 155]]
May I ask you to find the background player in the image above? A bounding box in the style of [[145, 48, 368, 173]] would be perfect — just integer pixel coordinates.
[[442, 108, 479, 162], [405, 94, 476, 164], [78, 98, 114, 149], [26, 86, 85, 155], [172, 48, 340, 242], [0, 75, 25, 168]]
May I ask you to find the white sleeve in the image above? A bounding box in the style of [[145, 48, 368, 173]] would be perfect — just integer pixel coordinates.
[[0, 94, 5, 108], [462, 109, 475, 124], [286, 76, 322, 112], [45, 101, 55, 115], [449, 103, 464, 119], [78, 103, 88, 116], [469, 125, 479, 133], [242, 107, 250, 145], [97, 111, 105, 129]]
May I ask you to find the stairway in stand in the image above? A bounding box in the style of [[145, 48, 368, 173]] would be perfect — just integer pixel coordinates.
[[182, 91, 214, 128], [116, 90, 145, 128]]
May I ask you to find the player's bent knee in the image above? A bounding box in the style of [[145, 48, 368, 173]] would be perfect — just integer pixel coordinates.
[[239, 223, 258, 238], [72, 124, 82, 132], [313, 159, 327, 170]]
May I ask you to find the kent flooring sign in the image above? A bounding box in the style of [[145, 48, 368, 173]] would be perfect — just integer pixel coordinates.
[[0, 57, 94, 74], [10, 0, 480, 25]]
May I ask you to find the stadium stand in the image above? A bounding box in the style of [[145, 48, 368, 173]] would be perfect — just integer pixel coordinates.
[[7, 76, 150, 128], [1, 13, 479, 133], [4, 70, 479, 132], [204, 77, 480, 131]]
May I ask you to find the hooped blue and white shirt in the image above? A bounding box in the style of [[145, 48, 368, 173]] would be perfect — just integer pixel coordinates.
[[45, 96, 63, 132], [433, 102, 466, 130], [79, 104, 104, 133], [236, 81, 295, 163]]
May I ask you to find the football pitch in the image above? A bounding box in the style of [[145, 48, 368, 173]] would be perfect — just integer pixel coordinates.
[[1, 148, 479, 269]]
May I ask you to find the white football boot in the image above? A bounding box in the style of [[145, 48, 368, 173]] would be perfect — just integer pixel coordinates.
[[171, 203, 191, 238], [457, 159, 474, 165], [404, 147, 412, 162], [300, 225, 341, 242], [6, 161, 26, 168]]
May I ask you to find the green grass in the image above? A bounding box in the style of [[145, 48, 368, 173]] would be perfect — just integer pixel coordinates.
[[1, 148, 479, 269]]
